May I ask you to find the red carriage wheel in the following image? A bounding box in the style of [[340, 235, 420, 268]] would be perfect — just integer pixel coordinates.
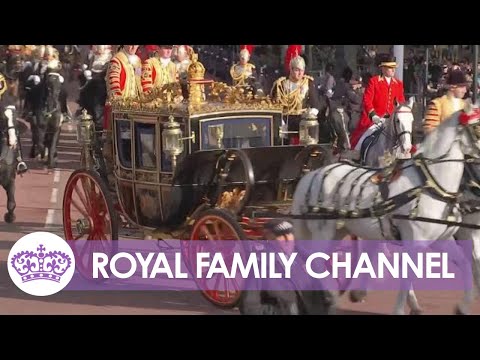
[[63, 169, 118, 280], [187, 208, 247, 308]]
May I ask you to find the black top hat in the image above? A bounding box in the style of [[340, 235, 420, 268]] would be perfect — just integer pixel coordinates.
[[446, 69, 468, 86], [264, 219, 294, 237], [377, 53, 397, 68]]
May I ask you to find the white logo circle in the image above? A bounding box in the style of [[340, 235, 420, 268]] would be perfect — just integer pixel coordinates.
[[7, 232, 75, 297]]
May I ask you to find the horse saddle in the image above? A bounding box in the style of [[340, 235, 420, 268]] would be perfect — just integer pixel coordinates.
[[360, 127, 383, 165]]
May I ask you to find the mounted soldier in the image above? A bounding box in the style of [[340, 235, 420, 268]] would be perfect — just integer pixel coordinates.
[[349, 54, 406, 152], [88, 45, 112, 69], [23, 46, 48, 158], [78, 60, 108, 130], [44, 46, 70, 122], [0, 71, 27, 174]]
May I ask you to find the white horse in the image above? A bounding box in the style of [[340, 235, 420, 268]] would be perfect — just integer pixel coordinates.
[[291, 105, 480, 315], [360, 98, 415, 167], [402, 162, 480, 315], [456, 197, 480, 312]]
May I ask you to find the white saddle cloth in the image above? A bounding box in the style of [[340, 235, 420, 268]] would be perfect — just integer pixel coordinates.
[[354, 122, 384, 151]]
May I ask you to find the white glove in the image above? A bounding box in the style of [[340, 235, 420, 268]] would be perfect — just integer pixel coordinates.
[[372, 115, 384, 125], [28, 75, 41, 85], [84, 70, 92, 80]]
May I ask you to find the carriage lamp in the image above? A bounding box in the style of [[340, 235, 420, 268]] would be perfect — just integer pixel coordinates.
[[299, 108, 319, 145], [162, 115, 195, 167], [77, 109, 94, 145]]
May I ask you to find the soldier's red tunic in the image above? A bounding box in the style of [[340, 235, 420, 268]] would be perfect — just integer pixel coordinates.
[[104, 50, 141, 129], [350, 75, 405, 149]]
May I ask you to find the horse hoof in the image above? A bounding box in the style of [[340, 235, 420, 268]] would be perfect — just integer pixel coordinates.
[[349, 290, 367, 303], [4, 212, 15, 223], [454, 305, 468, 315], [409, 308, 423, 315]]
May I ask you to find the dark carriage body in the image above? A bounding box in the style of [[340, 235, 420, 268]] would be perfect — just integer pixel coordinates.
[[110, 103, 333, 230], [67, 54, 336, 309]]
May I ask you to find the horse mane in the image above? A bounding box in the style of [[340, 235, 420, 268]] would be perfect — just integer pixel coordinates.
[[416, 110, 460, 157], [384, 103, 413, 143]]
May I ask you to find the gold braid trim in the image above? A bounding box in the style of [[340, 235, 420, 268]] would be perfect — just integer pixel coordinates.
[[273, 76, 310, 115], [230, 63, 255, 86]]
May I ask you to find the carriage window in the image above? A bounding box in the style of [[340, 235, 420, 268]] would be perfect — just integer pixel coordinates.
[[135, 123, 156, 169], [200, 117, 271, 150], [116, 120, 132, 168]]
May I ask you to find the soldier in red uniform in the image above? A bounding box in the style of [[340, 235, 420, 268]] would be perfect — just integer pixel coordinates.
[[140, 45, 177, 94], [104, 45, 142, 129], [106, 45, 142, 100], [350, 54, 405, 150]]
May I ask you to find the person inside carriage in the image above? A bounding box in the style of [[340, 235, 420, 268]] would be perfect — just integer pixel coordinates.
[[349, 54, 406, 158], [271, 46, 333, 145]]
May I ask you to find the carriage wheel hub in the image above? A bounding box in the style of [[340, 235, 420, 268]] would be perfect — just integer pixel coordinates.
[[76, 218, 91, 235]]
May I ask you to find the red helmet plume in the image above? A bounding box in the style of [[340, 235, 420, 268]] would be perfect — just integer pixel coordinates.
[[284, 45, 303, 73], [240, 45, 254, 55]]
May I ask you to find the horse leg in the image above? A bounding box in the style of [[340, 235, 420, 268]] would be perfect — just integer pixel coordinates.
[[3, 181, 16, 223], [36, 113, 47, 161], [392, 229, 426, 315], [30, 114, 38, 158], [48, 122, 60, 169], [444, 236, 476, 315], [406, 290, 423, 315], [471, 233, 480, 296], [457, 223, 480, 298]]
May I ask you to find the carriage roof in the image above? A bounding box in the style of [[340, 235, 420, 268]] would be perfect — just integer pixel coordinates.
[[110, 54, 284, 118]]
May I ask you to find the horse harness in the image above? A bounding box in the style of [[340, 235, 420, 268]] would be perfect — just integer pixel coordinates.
[[294, 153, 480, 233]]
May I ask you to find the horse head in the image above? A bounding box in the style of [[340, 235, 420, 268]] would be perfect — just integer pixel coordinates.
[[390, 97, 415, 157], [45, 72, 64, 114]]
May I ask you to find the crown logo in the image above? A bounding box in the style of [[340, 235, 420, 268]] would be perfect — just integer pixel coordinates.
[[10, 244, 72, 283]]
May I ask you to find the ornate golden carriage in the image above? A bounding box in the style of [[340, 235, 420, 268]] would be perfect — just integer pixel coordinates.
[[62, 53, 333, 307]]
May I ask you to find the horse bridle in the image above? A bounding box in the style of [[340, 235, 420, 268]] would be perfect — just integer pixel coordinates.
[[382, 107, 413, 153]]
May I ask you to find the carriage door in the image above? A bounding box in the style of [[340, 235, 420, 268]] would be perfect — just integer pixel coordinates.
[[114, 116, 137, 224], [133, 119, 162, 228]]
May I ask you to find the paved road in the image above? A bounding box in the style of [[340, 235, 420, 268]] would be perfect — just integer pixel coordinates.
[[0, 81, 478, 315]]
